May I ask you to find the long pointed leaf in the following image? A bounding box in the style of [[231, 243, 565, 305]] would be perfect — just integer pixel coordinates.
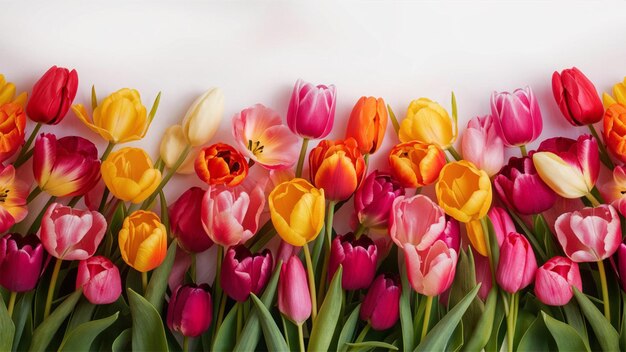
[[337, 304, 361, 352], [250, 294, 289, 351], [212, 301, 239, 352], [127, 288, 168, 351], [308, 266, 344, 352], [463, 287, 497, 351], [145, 241, 177, 311], [573, 287, 619, 351], [12, 292, 34, 352], [58, 312, 119, 351], [29, 290, 82, 352], [0, 293, 15, 351], [399, 265, 414, 352], [541, 311, 589, 352]]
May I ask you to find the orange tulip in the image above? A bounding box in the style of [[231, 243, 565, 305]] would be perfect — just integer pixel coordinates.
[[345, 97, 388, 154], [119, 210, 167, 272], [0, 103, 26, 163], [388, 141, 446, 188], [309, 138, 366, 201], [194, 143, 249, 187], [604, 103, 626, 163]]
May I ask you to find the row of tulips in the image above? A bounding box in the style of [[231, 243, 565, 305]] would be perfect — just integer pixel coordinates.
[[1, 64, 626, 352]]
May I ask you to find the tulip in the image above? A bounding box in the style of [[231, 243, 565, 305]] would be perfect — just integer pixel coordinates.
[[221, 245, 273, 302], [75, 256, 122, 304], [278, 256, 311, 324], [232, 104, 299, 169], [309, 138, 365, 201], [399, 98, 457, 149], [388, 141, 446, 188], [0, 103, 26, 163], [602, 77, 626, 107], [195, 143, 249, 187], [101, 147, 162, 204], [167, 283, 213, 337], [533, 135, 599, 199], [26, 66, 78, 124], [39, 203, 106, 260], [360, 273, 401, 330], [181, 88, 224, 146], [496, 232, 537, 293], [269, 178, 325, 246], [488, 207, 515, 247], [33, 133, 101, 197], [0, 165, 28, 233], [552, 67, 603, 126], [603, 103, 626, 163], [438, 216, 461, 252], [201, 185, 265, 247], [72, 88, 151, 143], [345, 96, 388, 154], [404, 240, 457, 296], [353, 171, 405, 232], [389, 195, 446, 250], [461, 115, 504, 176], [119, 210, 167, 272], [491, 86, 543, 147], [555, 205, 621, 262], [159, 125, 196, 174], [0, 234, 44, 292], [617, 244, 626, 291], [534, 256, 582, 306], [169, 187, 213, 253], [287, 79, 336, 139], [435, 160, 492, 223], [0, 74, 27, 106], [328, 233, 377, 290], [599, 165, 626, 216], [494, 156, 557, 215]]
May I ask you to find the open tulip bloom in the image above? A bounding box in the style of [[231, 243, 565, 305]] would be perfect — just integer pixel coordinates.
[[3, 66, 626, 352]]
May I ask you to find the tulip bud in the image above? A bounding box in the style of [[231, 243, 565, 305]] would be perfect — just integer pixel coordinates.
[[404, 240, 457, 296], [221, 245, 273, 302], [26, 66, 78, 124], [0, 234, 44, 292], [552, 67, 603, 126], [76, 256, 122, 304], [181, 88, 224, 146], [328, 233, 377, 290], [119, 211, 167, 272], [360, 273, 401, 330], [399, 98, 457, 149], [167, 283, 213, 337], [195, 143, 249, 187], [389, 195, 446, 250], [461, 115, 504, 176], [491, 86, 543, 147], [309, 138, 366, 201], [534, 256, 582, 306], [287, 79, 336, 139], [353, 171, 405, 232], [345, 96, 388, 154], [278, 256, 311, 325], [0, 103, 26, 163], [496, 232, 537, 293], [388, 141, 446, 188], [169, 187, 213, 253], [436, 160, 492, 223], [159, 125, 196, 174]]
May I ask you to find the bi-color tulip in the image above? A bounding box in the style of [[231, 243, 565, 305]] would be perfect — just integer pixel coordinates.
[[0, 165, 29, 233], [552, 67, 603, 126], [26, 66, 78, 125], [195, 143, 249, 187], [309, 138, 365, 201], [496, 232, 537, 294], [491, 86, 543, 147], [287, 79, 336, 139], [436, 160, 492, 223], [221, 245, 273, 302], [0, 103, 26, 163], [389, 195, 446, 251], [75, 256, 122, 305], [360, 273, 400, 330], [399, 98, 457, 149], [388, 141, 446, 188], [404, 240, 457, 296], [167, 283, 213, 337], [169, 187, 213, 253], [328, 233, 377, 290], [0, 234, 44, 292], [534, 256, 582, 306], [278, 256, 311, 325], [600, 165, 626, 216], [101, 147, 162, 204], [119, 211, 167, 272], [461, 115, 504, 176], [345, 96, 388, 154]]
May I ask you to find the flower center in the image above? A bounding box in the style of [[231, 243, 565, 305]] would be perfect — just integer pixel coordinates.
[[247, 139, 264, 155], [0, 188, 10, 203]]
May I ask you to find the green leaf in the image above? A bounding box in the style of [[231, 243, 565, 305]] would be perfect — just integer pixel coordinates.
[[415, 285, 480, 352], [147, 92, 162, 124], [159, 191, 170, 231], [12, 292, 34, 352], [58, 312, 119, 351], [250, 294, 289, 351], [111, 328, 131, 352], [573, 287, 620, 351], [28, 290, 82, 352], [485, 298, 505, 351], [0, 293, 15, 352], [399, 265, 414, 352], [281, 315, 300, 351], [346, 341, 399, 351], [621, 292, 626, 351], [447, 320, 463, 352], [541, 311, 590, 352], [463, 287, 497, 351], [212, 301, 239, 352], [451, 91, 458, 124], [337, 304, 361, 352], [91, 85, 98, 110], [65, 298, 95, 333], [127, 288, 168, 352], [517, 314, 552, 351], [447, 249, 483, 343], [563, 300, 588, 346], [308, 266, 344, 352], [145, 241, 177, 312]]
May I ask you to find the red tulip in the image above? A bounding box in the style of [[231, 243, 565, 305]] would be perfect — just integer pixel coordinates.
[[360, 273, 400, 330], [534, 256, 582, 306], [26, 65, 78, 124], [552, 67, 604, 126], [75, 256, 122, 304], [328, 233, 377, 290], [496, 232, 537, 294], [278, 256, 311, 324], [221, 245, 273, 302], [0, 234, 44, 292], [169, 187, 213, 253], [167, 283, 213, 337]]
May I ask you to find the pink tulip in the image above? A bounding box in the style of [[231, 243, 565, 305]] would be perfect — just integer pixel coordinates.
[[360, 273, 400, 330], [404, 240, 457, 296], [617, 244, 626, 291], [461, 115, 505, 176], [278, 256, 311, 325], [488, 207, 515, 247], [232, 104, 299, 169], [389, 195, 446, 250], [39, 203, 106, 261], [76, 256, 122, 304], [354, 171, 405, 233], [221, 245, 273, 302], [436, 216, 461, 253], [494, 156, 557, 215], [328, 233, 377, 290], [167, 283, 213, 337], [0, 234, 44, 292], [555, 205, 621, 262], [26, 65, 78, 125], [496, 232, 537, 293], [169, 187, 213, 253], [473, 250, 492, 301], [534, 256, 582, 306], [286, 79, 336, 139], [491, 86, 543, 147], [599, 165, 626, 216], [552, 67, 604, 126], [200, 185, 265, 247]]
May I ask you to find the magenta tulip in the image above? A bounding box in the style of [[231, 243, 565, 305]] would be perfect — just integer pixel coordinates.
[[491, 86, 543, 147], [552, 67, 604, 126], [221, 245, 273, 302], [38, 203, 107, 260], [169, 187, 213, 253], [286, 79, 336, 139], [555, 205, 621, 262], [494, 156, 557, 215], [26, 65, 78, 124], [0, 234, 44, 292], [389, 195, 446, 250], [461, 115, 505, 176], [360, 273, 400, 330], [436, 216, 460, 252], [278, 256, 311, 325], [76, 256, 122, 304], [328, 233, 377, 290], [167, 283, 213, 337], [488, 207, 515, 247], [496, 232, 537, 293], [354, 171, 405, 233], [404, 240, 457, 296], [534, 256, 582, 306]]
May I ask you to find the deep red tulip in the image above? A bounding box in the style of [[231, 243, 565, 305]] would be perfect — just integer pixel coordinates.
[[167, 283, 213, 337], [328, 233, 377, 290], [169, 187, 213, 253], [221, 245, 273, 302], [26, 65, 78, 124], [0, 234, 44, 292], [360, 273, 400, 330]]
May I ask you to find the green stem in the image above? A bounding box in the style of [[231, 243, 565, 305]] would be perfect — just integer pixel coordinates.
[[13, 122, 42, 167], [44, 258, 62, 319], [421, 296, 434, 340], [585, 192, 601, 207], [183, 336, 189, 352], [141, 144, 191, 209], [506, 292, 518, 352], [7, 291, 17, 318], [355, 323, 371, 343], [100, 141, 116, 161], [216, 293, 227, 329], [354, 223, 366, 238], [588, 124, 614, 169], [141, 271, 148, 294], [26, 186, 42, 204], [295, 138, 309, 178], [597, 260, 611, 321], [302, 244, 318, 320], [446, 146, 462, 161], [297, 322, 306, 352], [387, 104, 400, 134], [27, 196, 57, 234], [520, 145, 528, 157]]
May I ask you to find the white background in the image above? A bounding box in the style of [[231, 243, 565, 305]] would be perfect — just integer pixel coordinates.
[[3, 1, 626, 233]]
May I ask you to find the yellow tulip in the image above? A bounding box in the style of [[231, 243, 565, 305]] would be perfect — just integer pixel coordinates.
[[119, 210, 167, 272], [101, 147, 161, 203], [465, 220, 487, 256], [0, 74, 27, 107], [435, 160, 492, 223], [159, 125, 197, 174], [399, 98, 457, 148], [72, 88, 150, 143], [269, 178, 325, 246], [603, 77, 626, 108]]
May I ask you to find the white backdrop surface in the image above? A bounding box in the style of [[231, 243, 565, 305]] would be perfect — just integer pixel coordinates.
[[2, 1, 626, 233]]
